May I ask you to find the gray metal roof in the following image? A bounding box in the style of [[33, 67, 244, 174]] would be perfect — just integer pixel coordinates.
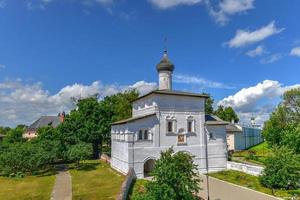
[[133, 90, 209, 102], [205, 114, 228, 125], [156, 51, 175, 72], [27, 116, 61, 131], [111, 113, 156, 125], [226, 123, 243, 133]]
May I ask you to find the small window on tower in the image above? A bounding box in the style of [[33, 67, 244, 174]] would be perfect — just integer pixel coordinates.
[[188, 121, 193, 132], [144, 130, 148, 140], [167, 121, 173, 133], [138, 130, 143, 140]]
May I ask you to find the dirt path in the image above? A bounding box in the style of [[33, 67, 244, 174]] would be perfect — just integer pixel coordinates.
[[51, 165, 72, 200]]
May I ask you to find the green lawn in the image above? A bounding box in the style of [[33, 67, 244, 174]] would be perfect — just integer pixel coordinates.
[[231, 142, 270, 165], [209, 170, 300, 199], [70, 160, 125, 200], [0, 173, 55, 200]]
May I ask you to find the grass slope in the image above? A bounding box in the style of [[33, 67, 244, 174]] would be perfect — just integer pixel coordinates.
[[210, 170, 300, 199], [0, 174, 55, 200], [231, 142, 270, 165], [70, 160, 124, 200]]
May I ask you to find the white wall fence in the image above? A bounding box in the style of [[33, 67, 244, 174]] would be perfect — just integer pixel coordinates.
[[227, 161, 264, 176]]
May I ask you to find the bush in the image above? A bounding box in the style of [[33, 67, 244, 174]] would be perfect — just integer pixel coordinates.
[[260, 146, 300, 192], [136, 148, 201, 200], [0, 142, 54, 175], [245, 150, 258, 161], [66, 143, 92, 165]]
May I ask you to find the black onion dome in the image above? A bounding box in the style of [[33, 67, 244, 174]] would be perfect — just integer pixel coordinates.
[[156, 51, 175, 72]]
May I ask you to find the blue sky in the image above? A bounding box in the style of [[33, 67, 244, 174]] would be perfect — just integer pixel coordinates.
[[0, 0, 299, 127]]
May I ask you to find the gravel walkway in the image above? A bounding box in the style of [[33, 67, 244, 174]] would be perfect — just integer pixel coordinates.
[[51, 165, 72, 200]]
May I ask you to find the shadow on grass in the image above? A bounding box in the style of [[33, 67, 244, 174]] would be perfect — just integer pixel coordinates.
[[126, 178, 137, 199], [68, 162, 99, 172]]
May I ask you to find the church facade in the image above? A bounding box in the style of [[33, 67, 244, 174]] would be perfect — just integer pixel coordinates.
[[111, 51, 228, 178]]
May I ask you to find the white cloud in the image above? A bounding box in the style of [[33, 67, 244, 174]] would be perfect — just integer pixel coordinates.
[[0, 64, 5, 69], [246, 45, 265, 57], [260, 53, 282, 64], [290, 47, 300, 57], [227, 21, 284, 48], [207, 0, 255, 25], [174, 74, 235, 89], [218, 80, 300, 125], [0, 79, 156, 127], [148, 0, 202, 9]]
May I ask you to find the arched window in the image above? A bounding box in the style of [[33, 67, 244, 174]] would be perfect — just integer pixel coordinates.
[[144, 130, 148, 140], [187, 116, 196, 133], [166, 116, 176, 133], [209, 132, 215, 140], [138, 130, 143, 140]]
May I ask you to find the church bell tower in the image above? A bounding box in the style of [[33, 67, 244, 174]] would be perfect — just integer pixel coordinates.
[[156, 51, 175, 90]]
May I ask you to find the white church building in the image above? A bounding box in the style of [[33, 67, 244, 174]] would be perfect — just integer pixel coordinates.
[[111, 51, 228, 178]]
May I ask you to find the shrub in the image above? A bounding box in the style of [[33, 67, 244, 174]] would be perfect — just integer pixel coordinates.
[[0, 142, 54, 175], [66, 143, 92, 165], [260, 146, 300, 192], [136, 148, 201, 200], [245, 150, 258, 161]]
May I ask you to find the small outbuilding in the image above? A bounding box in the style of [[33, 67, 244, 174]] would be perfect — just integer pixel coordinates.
[[226, 123, 263, 151]]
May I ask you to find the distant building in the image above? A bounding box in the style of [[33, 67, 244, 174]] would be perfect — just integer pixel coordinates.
[[110, 51, 228, 178], [226, 123, 263, 151], [23, 112, 65, 139]]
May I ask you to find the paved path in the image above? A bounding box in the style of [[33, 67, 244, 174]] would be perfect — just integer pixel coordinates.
[[198, 175, 282, 200], [51, 165, 72, 200]]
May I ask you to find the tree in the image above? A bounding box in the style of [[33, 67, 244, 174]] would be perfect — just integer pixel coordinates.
[[260, 146, 300, 192], [63, 97, 103, 159], [2, 126, 25, 144], [283, 88, 300, 122], [262, 106, 289, 147], [202, 93, 214, 115], [0, 142, 56, 175], [263, 88, 300, 147], [60, 90, 139, 159], [137, 148, 201, 200], [66, 143, 92, 165], [214, 105, 239, 123], [0, 126, 11, 135], [281, 124, 300, 154], [99, 90, 139, 146]]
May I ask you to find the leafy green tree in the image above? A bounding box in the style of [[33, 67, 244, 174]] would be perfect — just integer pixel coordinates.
[[64, 97, 103, 159], [0, 142, 55, 175], [202, 93, 214, 115], [66, 143, 92, 165], [137, 148, 201, 200], [60, 90, 138, 159], [100, 90, 139, 146], [260, 146, 300, 192], [214, 105, 239, 123], [282, 88, 300, 122], [0, 126, 11, 135], [262, 106, 289, 147], [263, 88, 300, 147], [2, 126, 25, 144], [281, 124, 300, 154]]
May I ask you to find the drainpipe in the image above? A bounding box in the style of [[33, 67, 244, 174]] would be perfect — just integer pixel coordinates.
[[132, 131, 135, 173], [157, 106, 161, 147], [204, 126, 210, 200]]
